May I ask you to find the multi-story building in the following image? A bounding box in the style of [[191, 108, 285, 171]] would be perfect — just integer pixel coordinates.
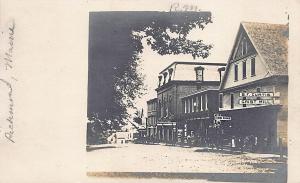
[[146, 98, 158, 141], [219, 22, 288, 151], [155, 62, 226, 144], [180, 89, 220, 145]]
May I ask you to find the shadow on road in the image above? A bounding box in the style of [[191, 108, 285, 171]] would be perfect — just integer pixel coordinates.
[[194, 148, 245, 155], [86, 146, 116, 152], [87, 172, 284, 182]]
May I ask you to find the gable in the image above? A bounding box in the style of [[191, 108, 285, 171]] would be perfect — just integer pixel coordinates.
[[220, 22, 288, 90], [231, 29, 256, 61], [242, 22, 288, 75]]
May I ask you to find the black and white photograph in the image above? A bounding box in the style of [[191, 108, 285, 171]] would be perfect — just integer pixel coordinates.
[[87, 3, 288, 183], [2, 0, 300, 183]]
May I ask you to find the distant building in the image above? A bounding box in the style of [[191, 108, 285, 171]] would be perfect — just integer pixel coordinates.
[[107, 131, 134, 144], [219, 22, 288, 151], [155, 62, 226, 144], [146, 98, 158, 141]]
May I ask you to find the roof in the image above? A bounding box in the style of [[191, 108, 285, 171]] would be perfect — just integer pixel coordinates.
[[220, 22, 288, 89], [156, 80, 220, 91], [146, 98, 157, 104], [159, 61, 226, 74], [181, 89, 219, 99], [242, 22, 288, 75]]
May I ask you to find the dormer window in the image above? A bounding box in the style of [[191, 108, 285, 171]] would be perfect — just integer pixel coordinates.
[[163, 72, 168, 85], [168, 68, 173, 82], [195, 66, 204, 81], [158, 75, 162, 87]]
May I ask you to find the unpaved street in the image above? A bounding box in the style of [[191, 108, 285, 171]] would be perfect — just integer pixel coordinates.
[[86, 143, 286, 182]]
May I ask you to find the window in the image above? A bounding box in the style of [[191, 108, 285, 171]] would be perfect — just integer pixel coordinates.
[[191, 98, 194, 113], [168, 68, 173, 82], [200, 95, 203, 111], [202, 95, 206, 111], [187, 99, 191, 113], [197, 96, 201, 112], [257, 87, 261, 93], [195, 97, 199, 112], [158, 76, 162, 87], [242, 39, 247, 55], [195, 67, 204, 81], [242, 61, 247, 79], [158, 100, 161, 117], [190, 98, 193, 113], [219, 93, 223, 108], [251, 57, 256, 76], [163, 72, 168, 84], [193, 97, 198, 112], [205, 94, 208, 110], [230, 93, 234, 109], [234, 64, 238, 81]]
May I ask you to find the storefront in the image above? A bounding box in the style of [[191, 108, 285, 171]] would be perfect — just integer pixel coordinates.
[[156, 122, 177, 144], [219, 105, 282, 151]]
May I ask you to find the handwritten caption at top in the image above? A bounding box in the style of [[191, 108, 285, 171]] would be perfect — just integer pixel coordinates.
[[170, 3, 202, 12]]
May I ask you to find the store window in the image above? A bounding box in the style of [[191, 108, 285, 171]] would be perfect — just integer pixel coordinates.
[[219, 93, 223, 108]]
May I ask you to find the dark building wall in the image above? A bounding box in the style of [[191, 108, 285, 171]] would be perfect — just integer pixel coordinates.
[[275, 83, 288, 146], [220, 79, 288, 148]]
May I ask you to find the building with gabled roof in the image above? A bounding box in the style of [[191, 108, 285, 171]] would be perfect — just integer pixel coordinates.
[[219, 22, 288, 152]]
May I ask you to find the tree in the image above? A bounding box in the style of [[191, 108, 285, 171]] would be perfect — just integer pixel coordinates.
[[88, 12, 213, 142]]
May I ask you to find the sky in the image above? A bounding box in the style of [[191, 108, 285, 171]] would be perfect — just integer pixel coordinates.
[[136, 2, 288, 113]]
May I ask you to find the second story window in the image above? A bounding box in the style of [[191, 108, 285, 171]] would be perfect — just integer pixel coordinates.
[[193, 97, 197, 112], [187, 99, 190, 113], [191, 98, 194, 113], [202, 95, 206, 111], [200, 95, 203, 111], [234, 64, 238, 81], [205, 94, 208, 110], [251, 57, 256, 76], [219, 93, 223, 108], [242, 61, 247, 79]]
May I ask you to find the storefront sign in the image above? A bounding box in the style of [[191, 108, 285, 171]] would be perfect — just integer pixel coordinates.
[[214, 114, 231, 120], [239, 99, 274, 105], [239, 92, 276, 97]]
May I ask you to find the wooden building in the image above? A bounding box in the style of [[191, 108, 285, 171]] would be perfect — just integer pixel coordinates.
[[219, 22, 288, 151]]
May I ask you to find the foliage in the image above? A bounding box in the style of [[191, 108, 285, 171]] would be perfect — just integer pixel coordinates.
[[88, 12, 213, 142]]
